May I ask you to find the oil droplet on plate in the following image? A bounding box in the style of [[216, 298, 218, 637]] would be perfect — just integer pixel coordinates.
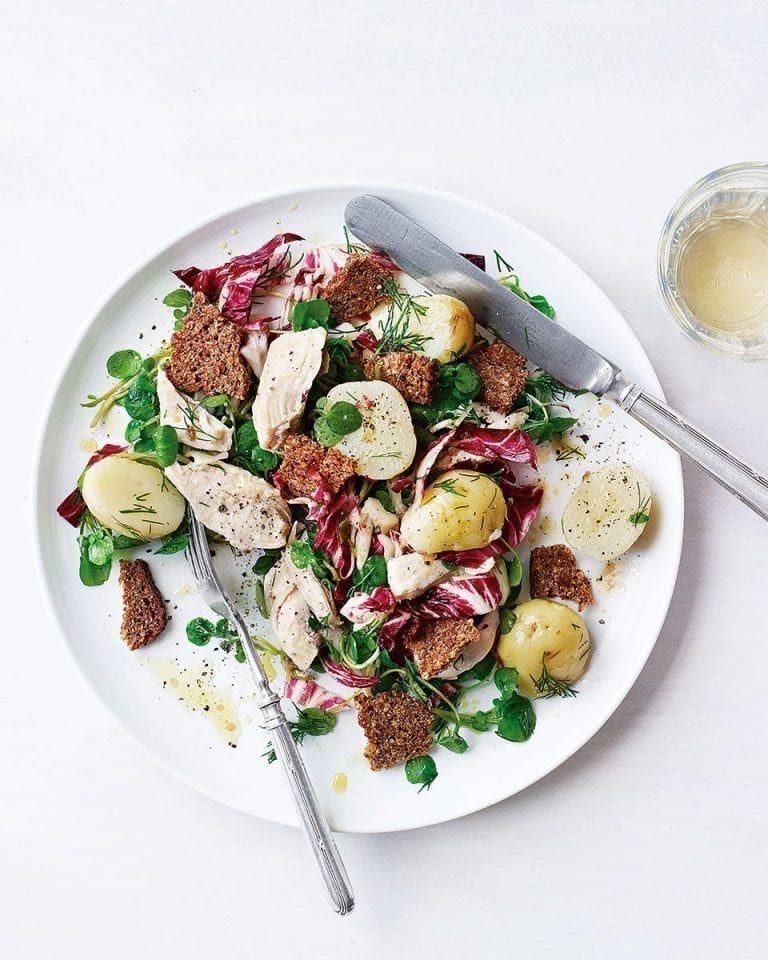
[[331, 772, 348, 795], [79, 436, 98, 453], [261, 655, 277, 683], [598, 403, 613, 418], [144, 657, 242, 745]]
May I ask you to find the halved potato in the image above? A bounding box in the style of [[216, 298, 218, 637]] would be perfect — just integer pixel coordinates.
[[400, 469, 506, 554], [368, 294, 475, 363], [81, 455, 185, 541], [562, 463, 652, 561], [324, 380, 416, 480], [496, 598, 591, 698]]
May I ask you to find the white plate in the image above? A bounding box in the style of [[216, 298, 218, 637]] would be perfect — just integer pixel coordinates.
[[34, 182, 683, 833]]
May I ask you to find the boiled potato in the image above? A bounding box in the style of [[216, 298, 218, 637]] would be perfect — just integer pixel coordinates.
[[562, 463, 652, 561], [369, 294, 475, 363], [325, 380, 416, 480], [400, 470, 506, 554], [496, 599, 591, 698], [81, 455, 185, 541]]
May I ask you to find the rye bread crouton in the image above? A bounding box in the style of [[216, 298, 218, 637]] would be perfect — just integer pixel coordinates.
[[165, 292, 252, 401], [274, 433, 357, 499], [363, 351, 439, 405], [469, 340, 527, 414], [355, 690, 434, 771], [530, 544, 594, 610], [322, 253, 390, 321], [406, 617, 480, 679], [118, 559, 167, 650]]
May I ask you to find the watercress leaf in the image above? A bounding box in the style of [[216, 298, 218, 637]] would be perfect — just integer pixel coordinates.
[[404, 755, 438, 791], [290, 540, 332, 581], [462, 709, 496, 733], [186, 617, 214, 646], [351, 555, 388, 594], [251, 446, 279, 473], [494, 693, 536, 742], [437, 730, 469, 754], [236, 420, 258, 455], [313, 417, 344, 448], [213, 618, 234, 638], [325, 401, 362, 437], [252, 549, 281, 576], [154, 529, 189, 555], [152, 424, 179, 468], [494, 667, 520, 698], [506, 552, 523, 588], [372, 485, 395, 513], [86, 530, 114, 567], [106, 349, 142, 380], [121, 372, 158, 422], [132, 438, 155, 454], [112, 534, 144, 550], [201, 394, 229, 409], [163, 288, 193, 309], [125, 419, 144, 443], [79, 552, 112, 586], [457, 650, 496, 683], [499, 607, 517, 634], [292, 299, 331, 331]]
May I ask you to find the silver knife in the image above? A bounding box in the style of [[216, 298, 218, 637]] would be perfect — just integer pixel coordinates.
[[345, 194, 768, 522]]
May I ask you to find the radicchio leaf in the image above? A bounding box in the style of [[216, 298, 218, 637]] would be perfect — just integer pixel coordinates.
[[321, 656, 379, 689], [56, 444, 128, 527], [339, 586, 396, 624], [173, 233, 302, 326], [282, 677, 349, 712], [306, 486, 359, 581], [411, 562, 510, 619]]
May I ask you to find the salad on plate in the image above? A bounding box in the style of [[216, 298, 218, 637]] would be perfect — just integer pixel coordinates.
[[57, 231, 653, 791]]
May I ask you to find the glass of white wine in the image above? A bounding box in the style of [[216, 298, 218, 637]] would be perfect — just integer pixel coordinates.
[[658, 162, 768, 360]]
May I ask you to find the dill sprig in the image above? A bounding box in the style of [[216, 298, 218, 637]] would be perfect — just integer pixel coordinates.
[[532, 658, 579, 699], [629, 483, 651, 526], [374, 279, 432, 354], [262, 707, 337, 763]]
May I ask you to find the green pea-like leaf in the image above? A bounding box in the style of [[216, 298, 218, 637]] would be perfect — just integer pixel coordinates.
[[494, 693, 536, 742], [152, 425, 179, 468], [292, 299, 331, 331], [324, 401, 362, 436], [404, 755, 438, 791], [186, 617, 214, 646], [106, 349, 142, 380]]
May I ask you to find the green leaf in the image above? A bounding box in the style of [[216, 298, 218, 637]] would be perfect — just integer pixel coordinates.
[[456, 650, 496, 683], [292, 299, 331, 331], [462, 709, 496, 733], [493, 667, 520, 699], [325, 401, 362, 437], [201, 394, 229, 409], [112, 534, 144, 550], [522, 415, 578, 444], [411, 361, 482, 427], [78, 552, 112, 586], [163, 288, 193, 309], [351, 555, 388, 594], [372, 485, 395, 513], [125, 419, 143, 443], [313, 417, 344, 448], [436, 730, 469, 754], [186, 617, 214, 646], [252, 549, 281, 576], [251, 446, 279, 473], [86, 529, 114, 567], [499, 607, 517, 634], [290, 540, 333, 581], [152, 425, 179, 468], [236, 421, 258, 455], [404, 755, 438, 791], [254, 578, 269, 619], [120, 372, 158, 423], [494, 693, 536, 742], [155, 530, 189, 555], [106, 349, 142, 380]]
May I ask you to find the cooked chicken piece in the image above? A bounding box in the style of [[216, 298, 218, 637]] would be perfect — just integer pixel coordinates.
[[165, 462, 290, 552], [263, 552, 337, 670], [252, 328, 327, 451], [386, 552, 452, 600], [472, 402, 528, 431], [240, 330, 269, 378], [156, 368, 233, 453], [361, 496, 399, 534]]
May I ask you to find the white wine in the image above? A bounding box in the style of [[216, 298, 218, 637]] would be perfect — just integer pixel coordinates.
[[673, 189, 768, 341]]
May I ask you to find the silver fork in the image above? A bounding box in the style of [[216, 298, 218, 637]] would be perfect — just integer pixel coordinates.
[[185, 512, 355, 915]]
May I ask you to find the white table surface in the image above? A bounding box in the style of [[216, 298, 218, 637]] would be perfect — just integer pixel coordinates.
[[3, 1, 767, 957]]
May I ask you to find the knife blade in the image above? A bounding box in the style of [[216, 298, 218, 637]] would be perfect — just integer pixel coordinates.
[[344, 194, 768, 522], [344, 194, 618, 396]]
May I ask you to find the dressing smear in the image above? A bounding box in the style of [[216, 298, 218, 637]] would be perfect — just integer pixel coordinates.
[[676, 196, 768, 338]]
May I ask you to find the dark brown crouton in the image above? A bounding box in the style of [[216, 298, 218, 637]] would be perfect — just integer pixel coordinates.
[[322, 253, 390, 321], [530, 544, 594, 610], [274, 433, 356, 499], [355, 691, 434, 771], [406, 618, 480, 679], [363, 351, 439, 405], [469, 340, 527, 414], [165, 292, 252, 401], [118, 559, 167, 650]]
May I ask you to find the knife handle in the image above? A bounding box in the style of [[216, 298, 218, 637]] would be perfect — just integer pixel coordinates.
[[608, 375, 768, 521]]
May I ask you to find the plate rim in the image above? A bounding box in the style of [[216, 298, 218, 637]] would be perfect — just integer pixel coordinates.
[[33, 179, 685, 832]]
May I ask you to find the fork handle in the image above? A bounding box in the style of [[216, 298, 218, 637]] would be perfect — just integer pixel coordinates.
[[607, 373, 768, 521], [264, 711, 355, 915]]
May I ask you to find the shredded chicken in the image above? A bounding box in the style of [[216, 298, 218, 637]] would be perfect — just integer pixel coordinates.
[[157, 368, 232, 453], [386, 552, 452, 600], [264, 552, 337, 670], [165, 462, 290, 551], [361, 497, 399, 533], [252, 328, 326, 451]]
